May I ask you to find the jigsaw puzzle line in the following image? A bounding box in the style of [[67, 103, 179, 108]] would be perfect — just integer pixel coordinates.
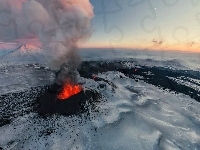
[[162, 0, 179, 7], [98, 0, 124, 51], [0, 0, 11, 14], [129, 0, 164, 59], [0, 19, 19, 39]]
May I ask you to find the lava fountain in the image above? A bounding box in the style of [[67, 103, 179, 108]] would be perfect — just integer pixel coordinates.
[[1, 0, 96, 115], [57, 83, 82, 100]]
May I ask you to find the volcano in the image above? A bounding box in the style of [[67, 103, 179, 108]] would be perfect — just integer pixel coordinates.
[[37, 83, 100, 115], [57, 83, 82, 100], [1, 47, 200, 149]]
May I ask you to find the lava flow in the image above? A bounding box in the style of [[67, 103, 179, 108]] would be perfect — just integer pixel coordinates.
[[57, 84, 82, 100]]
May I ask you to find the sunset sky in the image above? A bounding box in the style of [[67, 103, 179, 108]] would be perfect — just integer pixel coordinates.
[[0, 0, 200, 52], [81, 0, 200, 52]]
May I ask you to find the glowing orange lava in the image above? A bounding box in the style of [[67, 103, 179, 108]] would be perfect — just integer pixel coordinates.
[[57, 84, 82, 100]]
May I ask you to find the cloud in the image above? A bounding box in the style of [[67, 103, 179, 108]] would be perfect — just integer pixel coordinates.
[[152, 39, 163, 46], [188, 42, 195, 47], [0, 0, 94, 69]]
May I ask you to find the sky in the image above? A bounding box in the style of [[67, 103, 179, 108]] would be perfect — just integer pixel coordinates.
[[80, 0, 200, 52], [0, 0, 200, 53]]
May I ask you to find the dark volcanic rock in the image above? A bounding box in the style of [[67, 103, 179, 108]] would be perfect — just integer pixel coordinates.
[[79, 61, 200, 102], [37, 84, 99, 115], [0, 86, 47, 127], [0, 84, 102, 127], [1, 60, 200, 127]]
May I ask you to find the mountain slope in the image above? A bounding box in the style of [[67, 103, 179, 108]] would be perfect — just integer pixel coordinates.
[[0, 44, 46, 63]]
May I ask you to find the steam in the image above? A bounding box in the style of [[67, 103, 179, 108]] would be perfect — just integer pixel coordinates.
[[55, 46, 82, 85], [0, 0, 94, 85], [22, 0, 94, 69]]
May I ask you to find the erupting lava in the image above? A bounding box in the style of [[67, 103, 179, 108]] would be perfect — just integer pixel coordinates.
[[57, 84, 82, 100]]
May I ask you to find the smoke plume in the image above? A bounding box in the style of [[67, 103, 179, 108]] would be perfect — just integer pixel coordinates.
[[0, 0, 93, 64], [0, 0, 94, 85]]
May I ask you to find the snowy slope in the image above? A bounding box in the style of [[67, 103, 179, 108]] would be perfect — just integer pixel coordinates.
[[0, 49, 200, 149], [0, 46, 200, 71], [0, 44, 46, 65], [0, 64, 55, 95], [0, 71, 200, 149], [80, 49, 200, 71]]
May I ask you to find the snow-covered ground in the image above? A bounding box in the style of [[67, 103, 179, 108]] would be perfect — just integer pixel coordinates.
[[1, 45, 200, 71], [0, 71, 200, 149], [0, 64, 55, 95], [0, 46, 200, 149], [80, 49, 200, 71]]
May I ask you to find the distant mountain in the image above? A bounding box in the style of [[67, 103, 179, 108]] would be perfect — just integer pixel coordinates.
[[0, 44, 46, 63], [19, 44, 42, 53]]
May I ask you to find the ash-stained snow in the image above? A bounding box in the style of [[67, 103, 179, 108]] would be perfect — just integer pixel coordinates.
[[168, 76, 200, 92], [80, 49, 200, 71], [0, 71, 200, 150], [0, 64, 55, 95], [0, 48, 200, 149], [1, 47, 200, 71]]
